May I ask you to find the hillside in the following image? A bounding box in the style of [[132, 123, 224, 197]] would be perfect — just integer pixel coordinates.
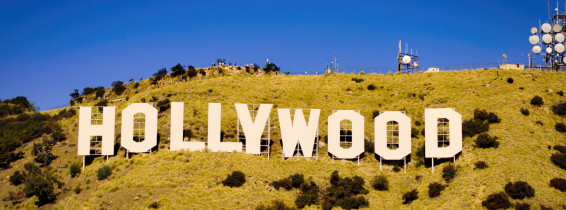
[[1, 68, 566, 209]]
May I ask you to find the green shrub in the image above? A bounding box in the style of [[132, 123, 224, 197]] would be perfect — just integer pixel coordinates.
[[35, 151, 56, 166], [171, 63, 186, 77], [482, 192, 511, 210], [553, 102, 566, 115], [222, 171, 246, 187], [74, 186, 82, 194], [473, 109, 501, 123], [428, 182, 445, 198], [442, 164, 456, 182], [530, 95, 543, 106], [322, 171, 369, 209], [553, 145, 566, 153], [94, 100, 108, 107], [555, 122, 566, 133], [520, 108, 530, 116], [402, 189, 418, 204], [97, 165, 112, 180], [337, 196, 368, 209], [290, 174, 304, 189], [370, 175, 388, 191], [367, 84, 376, 90], [558, 90, 564, 96], [475, 133, 499, 148], [157, 99, 171, 112], [187, 65, 197, 78], [551, 152, 566, 170], [393, 165, 401, 172], [263, 63, 280, 73], [504, 181, 535, 199], [295, 181, 319, 209], [474, 161, 488, 169], [515, 202, 530, 210], [111, 81, 126, 95], [271, 177, 292, 190], [507, 78, 513, 84], [9, 170, 25, 186], [70, 163, 81, 178], [550, 178, 566, 192], [462, 119, 490, 137], [351, 78, 364, 83]]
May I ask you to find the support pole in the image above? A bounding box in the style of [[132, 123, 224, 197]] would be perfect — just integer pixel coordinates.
[[379, 156, 382, 171], [453, 156, 456, 163], [431, 158, 435, 174], [82, 156, 85, 170], [106, 155, 108, 162], [404, 157, 407, 174]]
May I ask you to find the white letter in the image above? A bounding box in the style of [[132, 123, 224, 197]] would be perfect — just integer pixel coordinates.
[[170, 102, 205, 151], [235, 103, 273, 155], [78, 107, 115, 155], [327, 110, 364, 159], [278, 109, 320, 158], [374, 111, 411, 160], [425, 108, 462, 158], [121, 103, 158, 153], [208, 103, 242, 152]]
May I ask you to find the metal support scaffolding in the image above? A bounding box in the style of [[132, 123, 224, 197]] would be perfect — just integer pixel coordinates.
[[237, 104, 271, 160]]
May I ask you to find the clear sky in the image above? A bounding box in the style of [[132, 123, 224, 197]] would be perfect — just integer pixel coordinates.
[[0, 0, 554, 110]]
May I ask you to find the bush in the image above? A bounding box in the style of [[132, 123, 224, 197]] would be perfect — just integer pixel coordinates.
[[520, 108, 530, 116], [505, 181, 535, 199], [393, 165, 401, 172], [530, 95, 543, 106], [462, 119, 490, 137], [187, 65, 197, 78], [474, 161, 489, 169], [351, 78, 364, 83], [9, 170, 25, 186], [367, 84, 376, 90], [70, 163, 81, 178], [337, 196, 368, 209], [290, 174, 304, 189], [550, 178, 566, 192], [35, 151, 56, 166], [271, 177, 292, 190], [482, 192, 511, 210], [157, 99, 171, 112], [507, 78, 514, 84], [295, 181, 319, 208], [402, 189, 418, 204], [256, 200, 292, 210], [153, 68, 167, 81], [97, 165, 112, 180], [263, 63, 281, 73], [111, 81, 126, 95], [473, 109, 501, 123], [322, 171, 369, 209], [171, 63, 186, 77], [551, 152, 566, 170], [475, 133, 500, 148], [74, 186, 82, 194], [222, 171, 246, 187], [515, 202, 530, 210], [442, 164, 456, 182], [371, 175, 389, 191], [428, 182, 445, 198], [553, 145, 566, 153], [555, 122, 566, 133], [552, 102, 566, 116]]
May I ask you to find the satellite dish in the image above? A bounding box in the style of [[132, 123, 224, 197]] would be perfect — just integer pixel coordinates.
[[554, 24, 563, 33], [563, 56, 566, 63], [529, 35, 540, 45], [531, 27, 538, 34], [547, 47, 553, 54], [532, 45, 541, 54], [542, 23, 552, 33], [557, 33, 566, 42], [542, 34, 553, 44], [412, 62, 419, 68], [556, 43, 565, 53], [402, 55, 411, 64]]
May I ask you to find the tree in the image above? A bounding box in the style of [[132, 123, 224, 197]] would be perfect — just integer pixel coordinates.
[[171, 63, 186, 77], [70, 163, 81, 178], [111, 81, 126, 95], [263, 63, 280, 73], [187, 65, 197, 78], [70, 89, 79, 98]]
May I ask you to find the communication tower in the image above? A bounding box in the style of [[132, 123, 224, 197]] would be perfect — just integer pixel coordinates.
[[529, 3, 566, 70], [397, 40, 420, 73]]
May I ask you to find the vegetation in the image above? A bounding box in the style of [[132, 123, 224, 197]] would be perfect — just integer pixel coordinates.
[[171, 63, 186, 77], [263, 63, 281, 73], [370, 175, 388, 191], [550, 178, 566, 192], [552, 102, 566, 115], [555, 122, 566, 133], [520, 108, 530, 116], [402, 189, 418, 204], [351, 78, 364, 83], [256, 200, 293, 210], [321, 170, 369, 209], [507, 78, 513, 84], [442, 164, 457, 182], [296, 181, 318, 209], [187, 65, 197, 78], [428, 182, 445, 198], [367, 84, 376, 90], [97, 165, 112, 180], [474, 161, 489, 169], [515, 202, 530, 210], [530, 95, 544, 106], [111, 81, 126, 95], [222, 171, 246, 187], [482, 192, 511, 210], [475, 133, 500, 148], [70, 163, 81, 178], [157, 99, 171, 112], [504, 181, 535, 199]]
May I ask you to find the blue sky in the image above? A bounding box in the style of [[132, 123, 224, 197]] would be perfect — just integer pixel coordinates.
[[0, 0, 553, 110]]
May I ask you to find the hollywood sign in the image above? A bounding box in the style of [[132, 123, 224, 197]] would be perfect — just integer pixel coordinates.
[[77, 103, 462, 161]]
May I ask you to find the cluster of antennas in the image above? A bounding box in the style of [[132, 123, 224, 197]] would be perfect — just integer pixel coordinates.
[[401, 55, 418, 68], [529, 22, 566, 64]]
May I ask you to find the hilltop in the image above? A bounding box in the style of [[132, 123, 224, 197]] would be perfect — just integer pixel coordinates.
[[1, 67, 566, 209]]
